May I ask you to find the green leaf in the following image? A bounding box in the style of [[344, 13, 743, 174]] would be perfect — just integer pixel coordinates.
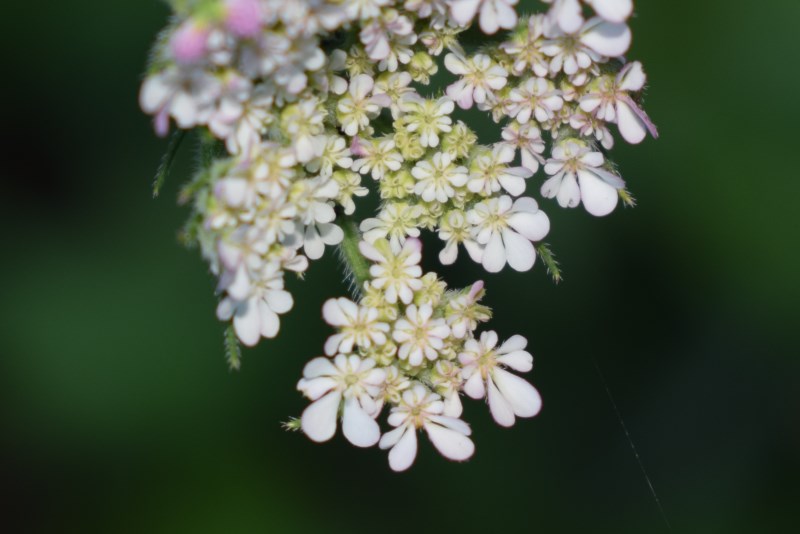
[[537, 243, 563, 284], [224, 325, 242, 371], [152, 129, 187, 198]]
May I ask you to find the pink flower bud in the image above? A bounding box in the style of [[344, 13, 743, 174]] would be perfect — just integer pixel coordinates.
[[405, 237, 423, 253], [170, 20, 209, 64], [468, 280, 484, 301], [225, 0, 263, 38]]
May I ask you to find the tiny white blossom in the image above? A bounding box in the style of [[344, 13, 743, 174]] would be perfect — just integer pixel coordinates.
[[392, 303, 451, 366], [400, 95, 455, 148], [444, 53, 508, 110], [379, 383, 474, 471], [323, 297, 390, 355], [541, 139, 625, 216], [412, 151, 469, 202], [506, 77, 564, 125], [337, 74, 391, 136], [360, 202, 423, 248], [359, 238, 424, 304], [499, 122, 546, 173], [459, 331, 542, 427], [467, 144, 533, 197], [468, 195, 550, 273], [298, 354, 386, 447], [448, 0, 519, 35]]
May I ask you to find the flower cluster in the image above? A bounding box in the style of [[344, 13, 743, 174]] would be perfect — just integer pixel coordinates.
[[140, 0, 656, 468], [298, 238, 541, 471]]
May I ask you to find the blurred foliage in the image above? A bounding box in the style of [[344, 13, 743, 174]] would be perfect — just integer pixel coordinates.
[[0, 1, 798, 532]]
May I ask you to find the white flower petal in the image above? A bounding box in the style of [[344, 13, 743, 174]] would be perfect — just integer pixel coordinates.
[[387, 427, 418, 472], [577, 169, 619, 216], [492, 368, 542, 418], [342, 397, 381, 448], [301, 390, 342, 443], [424, 422, 475, 462]]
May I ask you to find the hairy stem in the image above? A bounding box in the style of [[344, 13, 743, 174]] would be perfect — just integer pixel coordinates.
[[337, 217, 371, 298]]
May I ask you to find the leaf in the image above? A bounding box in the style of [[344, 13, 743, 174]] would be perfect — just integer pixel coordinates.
[[224, 325, 242, 371], [152, 129, 187, 198], [537, 242, 563, 284]]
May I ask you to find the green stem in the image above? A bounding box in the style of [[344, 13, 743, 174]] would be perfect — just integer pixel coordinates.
[[337, 217, 371, 298]]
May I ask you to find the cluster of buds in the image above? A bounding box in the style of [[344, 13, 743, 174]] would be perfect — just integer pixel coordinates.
[[140, 0, 655, 469]]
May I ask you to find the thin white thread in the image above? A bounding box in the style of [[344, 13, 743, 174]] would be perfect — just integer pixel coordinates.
[[590, 355, 672, 530]]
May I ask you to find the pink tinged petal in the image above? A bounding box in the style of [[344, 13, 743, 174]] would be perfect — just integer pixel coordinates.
[[580, 151, 605, 167], [499, 334, 528, 353], [379, 424, 406, 448], [450, 0, 482, 27], [492, 368, 542, 418], [463, 372, 486, 399], [581, 19, 631, 57], [298, 376, 338, 401], [257, 300, 280, 338], [540, 175, 563, 199], [442, 392, 463, 417], [508, 212, 550, 242], [438, 241, 458, 266], [322, 299, 349, 326], [302, 357, 338, 379], [498, 174, 527, 197], [557, 174, 581, 208], [387, 427, 418, 472], [501, 229, 536, 272], [424, 422, 475, 462], [494, 0, 518, 31], [497, 350, 533, 372], [556, 0, 584, 33], [592, 167, 626, 189], [577, 169, 619, 216], [619, 61, 646, 91], [487, 377, 516, 427], [342, 397, 381, 447], [319, 223, 344, 245], [303, 226, 324, 260], [233, 300, 260, 347], [464, 240, 485, 264], [482, 231, 506, 273], [324, 333, 345, 356], [301, 390, 342, 443], [617, 96, 659, 142], [265, 289, 293, 314], [227, 265, 251, 300], [590, 0, 633, 23]]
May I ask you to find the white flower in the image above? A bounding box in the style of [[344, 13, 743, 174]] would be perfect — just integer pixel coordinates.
[[500, 14, 550, 77], [281, 98, 326, 163], [506, 77, 564, 125], [287, 177, 344, 260], [499, 122, 546, 173], [444, 53, 508, 110], [467, 145, 533, 197], [337, 74, 390, 136], [139, 67, 221, 136], [392, 304, 451, 366], [541, 17, 632, 76], [374, 71, 416, 119], [468, 195, 550, 273], [379, 383, 474, 471], [298, 354, 386, 447], [305, 135, 353, 178], [359, 238, 423, 304], [412, 151, 469, 202], [446, 278, 487, 329], [448, 0, 519, 35], [360, 202, 423, 249], [216, 262, 294, 347], [459, 331, 542, 427], [586, 0, 632, 23], [431, 360, 465, 417], [333, 170, 369, 215], [541, 139, 625, 216], [437, 210, 484, 266], [323, 297, 390, 355], [351, 137, 404, 180], [579, 61, 658, 144], [400, 95, 454, 148], [544, 0, 632, 32]]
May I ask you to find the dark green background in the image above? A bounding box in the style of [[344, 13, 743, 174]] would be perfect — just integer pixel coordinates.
[[1, 1, 798, 532]]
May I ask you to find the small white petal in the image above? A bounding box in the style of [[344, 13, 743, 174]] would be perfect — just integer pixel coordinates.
[[387, 427, 418, 472], [342, 397, 381, 448], [301, 390, 342, 443], [424, 423, 475, 462]]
